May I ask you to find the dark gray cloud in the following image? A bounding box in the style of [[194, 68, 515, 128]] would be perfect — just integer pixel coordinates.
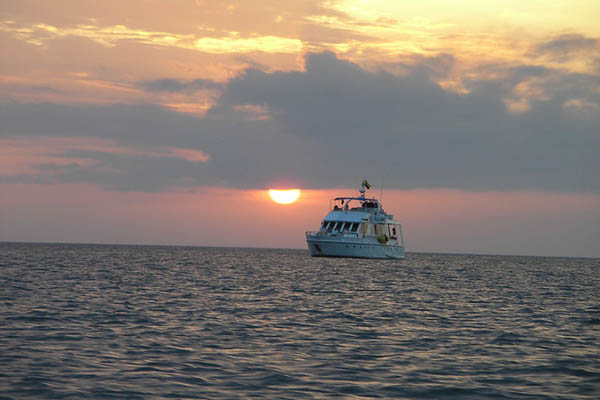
[[217, 53, 599, 192], [30, 85, 61, 93], [2, 102, 201, 146], [36, 151, 211, 192], [537, 34, 599, 56], [2, 52, 599, 192], [381, 53, 456, 81], [138, 78, 223, 93]]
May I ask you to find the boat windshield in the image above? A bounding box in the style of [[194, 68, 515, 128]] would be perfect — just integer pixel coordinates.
[[332, 197, 379, 210]]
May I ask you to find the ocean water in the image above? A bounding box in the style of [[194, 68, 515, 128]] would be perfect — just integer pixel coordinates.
[[1, 243, 599, 399]]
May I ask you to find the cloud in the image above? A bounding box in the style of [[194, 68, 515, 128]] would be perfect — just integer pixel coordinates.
[[138, 78, 223, 93], [537, 34, 599, 56], [0, 102, 315, 190], [2, 52, 599, 192], [0, 20, 304, 54], [218, 52, 599, 190], [30, 150, 210, 191], [534, 34, 600, 68]]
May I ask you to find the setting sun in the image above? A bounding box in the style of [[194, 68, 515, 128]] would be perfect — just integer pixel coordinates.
[[268, 189, 301, 204]]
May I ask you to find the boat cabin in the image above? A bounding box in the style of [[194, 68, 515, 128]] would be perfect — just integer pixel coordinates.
[[318, 196, 403, 242]]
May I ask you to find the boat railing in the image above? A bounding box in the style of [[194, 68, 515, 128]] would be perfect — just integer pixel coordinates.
[[306, 231, 361, 238]]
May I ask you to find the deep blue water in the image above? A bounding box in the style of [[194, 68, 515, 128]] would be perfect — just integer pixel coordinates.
[[1, 243, 599, 399]]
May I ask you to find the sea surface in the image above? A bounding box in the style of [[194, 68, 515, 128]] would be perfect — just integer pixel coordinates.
[[1, 243, 599, 399]]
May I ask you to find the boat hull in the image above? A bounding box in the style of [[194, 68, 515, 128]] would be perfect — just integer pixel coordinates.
[[306, 236, 405, 259]]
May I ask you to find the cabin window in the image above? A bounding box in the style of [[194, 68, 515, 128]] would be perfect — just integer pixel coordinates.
[[326, 221, 334, 231], [343, 222, 352, 231], [350, 222, 359, 232], [389, 225, 397, 238]]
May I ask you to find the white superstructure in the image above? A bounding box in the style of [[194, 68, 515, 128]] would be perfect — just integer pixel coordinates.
[[306, 181, 405, 259]]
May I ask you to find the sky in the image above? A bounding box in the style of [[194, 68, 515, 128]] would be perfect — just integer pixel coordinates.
[[1, 0, 599, 257]]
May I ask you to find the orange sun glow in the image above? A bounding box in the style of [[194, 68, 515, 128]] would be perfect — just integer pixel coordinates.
[[268, 189, 301, 204]]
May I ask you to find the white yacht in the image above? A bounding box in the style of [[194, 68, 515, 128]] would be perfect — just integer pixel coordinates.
[[306, 180, 405, 259]]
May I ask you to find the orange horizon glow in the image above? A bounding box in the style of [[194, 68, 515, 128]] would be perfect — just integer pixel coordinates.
[[1, 184, 599, 257], [268, 189, 301, 205]]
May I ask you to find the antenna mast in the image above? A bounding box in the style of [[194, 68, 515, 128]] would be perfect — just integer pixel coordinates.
[[360, 179, 370, 198]]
